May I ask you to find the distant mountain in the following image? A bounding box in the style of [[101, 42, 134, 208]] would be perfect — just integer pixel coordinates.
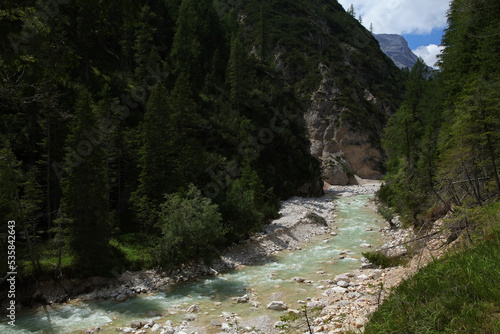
[[374, 34, 420, 69]]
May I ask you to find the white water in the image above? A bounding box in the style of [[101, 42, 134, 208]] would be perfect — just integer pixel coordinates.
[[1, 193, 385, 334]]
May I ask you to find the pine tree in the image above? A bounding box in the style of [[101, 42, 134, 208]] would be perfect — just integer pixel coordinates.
[[60, 89, 111, 276], [348, 4, 356, 17], [227, 29, 250, 107], [0, 142, 43, 274], [132, 74, 205, 233]]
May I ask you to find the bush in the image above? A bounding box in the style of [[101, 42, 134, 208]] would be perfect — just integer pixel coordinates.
[[362, 251, 406, 268], [156, 184, 224, 268], [305, 212, 327, 226]]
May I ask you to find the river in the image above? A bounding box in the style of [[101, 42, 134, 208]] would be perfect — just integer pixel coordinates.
[[1, 191, 386, 334]]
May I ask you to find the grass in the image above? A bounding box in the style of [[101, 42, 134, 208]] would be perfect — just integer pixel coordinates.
[[16, 233, 156, 278], [364, 223, 500, 333], [109, 233, 155, 271]]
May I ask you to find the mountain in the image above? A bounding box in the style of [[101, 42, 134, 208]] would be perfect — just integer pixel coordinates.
[[226, 1, 404, 184], [374, 34, 420, 69]]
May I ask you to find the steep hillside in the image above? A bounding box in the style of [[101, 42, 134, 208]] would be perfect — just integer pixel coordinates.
[[221, 0, 404, 184]]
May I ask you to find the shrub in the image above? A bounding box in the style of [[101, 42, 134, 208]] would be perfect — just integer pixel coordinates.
[[305, 212, 327, 226], [156, 184, 224, 268], [362, 251, 406, 268]]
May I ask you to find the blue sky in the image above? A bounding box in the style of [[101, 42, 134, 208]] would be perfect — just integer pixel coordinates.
[[337, 0, 450, 68], [402, 28, 444, 50]]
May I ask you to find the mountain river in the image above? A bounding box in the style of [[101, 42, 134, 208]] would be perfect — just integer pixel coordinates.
[[1, 190, 386, 334]]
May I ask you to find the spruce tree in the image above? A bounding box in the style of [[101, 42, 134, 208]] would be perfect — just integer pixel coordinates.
[[60, 89, 111, 276]]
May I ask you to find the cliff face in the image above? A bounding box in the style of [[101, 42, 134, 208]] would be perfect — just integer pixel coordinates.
[[374, 34, 420, 69], [226, 0, 404, 184]]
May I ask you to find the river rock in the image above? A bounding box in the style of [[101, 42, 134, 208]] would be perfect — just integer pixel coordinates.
[[334, 274, 350, 283], [237, 294, 249, 303], [370, 269, 383, 280], [132, 285, 148, 293], [357, 274, 369, 281], [130, 320, 143, 329], [150, 324, 161, 332], [337, 280, 349, 288], [335, 300, 350, 307], [122, 328, 135, 333], [187, 304, 200, 313], [162, 327, 175, 334], [267, 301, 288, 311], [211, 319, 222, 326], [307, 300, 324, 309], [361, 262, 377, 269], [221, 323, 232, 331], [360, 243, 372, 248], [324, 287, 347, 295]]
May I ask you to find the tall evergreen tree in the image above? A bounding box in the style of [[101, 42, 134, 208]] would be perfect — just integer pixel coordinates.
[[60, 89, 111, 276]]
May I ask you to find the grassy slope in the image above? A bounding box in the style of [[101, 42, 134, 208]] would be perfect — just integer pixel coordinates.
[[365, 205, 500, 334]]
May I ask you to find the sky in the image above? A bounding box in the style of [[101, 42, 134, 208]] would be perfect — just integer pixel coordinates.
[[337, 0, 451, 68]]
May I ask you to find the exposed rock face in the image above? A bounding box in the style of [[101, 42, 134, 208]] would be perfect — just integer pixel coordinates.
[[305, 62, 390, 184], [374, 34, 419, 69]]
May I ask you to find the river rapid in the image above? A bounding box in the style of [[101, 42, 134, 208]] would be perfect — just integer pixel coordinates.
[[1, 185, 388, 334]]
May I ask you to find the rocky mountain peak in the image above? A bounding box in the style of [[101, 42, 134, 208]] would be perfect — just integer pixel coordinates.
[[374, 34, 420, 69]]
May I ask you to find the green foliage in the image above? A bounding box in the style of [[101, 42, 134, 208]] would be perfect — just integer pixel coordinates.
[[60, 89, 112, 277], [305, 212, 327, 226], [109, 234, 155, 271], [277, 305, 322, 333], [379, 60, 446, 224], [157, 184, 224, 268], [376, 204, 395, 226], [219, 165, 272, 242], [365, 224, 500, 334], [362, 251, 406, 268]]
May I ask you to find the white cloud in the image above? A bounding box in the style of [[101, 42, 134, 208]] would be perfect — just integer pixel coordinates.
[[413, 44, 444, 68], [337, 0, 450, 35]]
